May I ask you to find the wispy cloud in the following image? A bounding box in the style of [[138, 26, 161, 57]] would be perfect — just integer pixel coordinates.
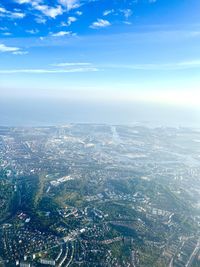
[[0, 27, 9, 31], [0, 60, 98, 73], [51, 31, 75, 37], [120, 9, 132, 19], [1, 32, 12, 36], [15, 0, 35, 3], [10, 11, 25, 19], [52, 62, 92, 67], [35, 16, 46, 24], [0, 67, 99, 74], [2, 29, 198, 51], [103, 9, 114, 16], [108, 60, 200, 70], [26, 29, 39, 34], [0, 6, 25, 19], [90, 19, 111, 29], [12, 51, 29, 55]]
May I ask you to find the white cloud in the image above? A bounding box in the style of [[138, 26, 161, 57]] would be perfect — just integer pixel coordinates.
[[0, 6, 25, 19], [26, 29, 39, 34], [0, 7, 7, 13], [16, 0, 83, 12], [103, 9, 114, 16], [15, 0, 35, 3], [61, 16, 77, 26], [59, 0, 80, 11], [10, 12, 26, 18], [68, 16, 77, 25], [51, 31, 75, 37], [3, 0, 84, 23], [15, 0, 42, 4], [0, 44, 21, 53], [33, 4, 63, 19], [15, 0, 64, 19], [120, 9, 132, 19], [0, 43, 27, 55], [12, 51, 29, 55], [124, 21, 132, 25], [35, 16, 46, 24], [76, 10, 82, 16], [90, 19, 111, 29]]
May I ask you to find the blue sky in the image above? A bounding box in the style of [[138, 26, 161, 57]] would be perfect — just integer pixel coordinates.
[[0, 0, 200, 109]]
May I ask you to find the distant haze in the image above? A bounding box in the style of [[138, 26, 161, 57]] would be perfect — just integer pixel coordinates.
[[0, 98, 199, 128]]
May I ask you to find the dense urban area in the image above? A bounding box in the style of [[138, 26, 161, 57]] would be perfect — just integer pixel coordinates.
[[0, 124, 200, 267]]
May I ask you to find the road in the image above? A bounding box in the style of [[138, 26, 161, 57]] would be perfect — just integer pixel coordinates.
[[168, 239, 186, 267], [185, 239, 200, 267]]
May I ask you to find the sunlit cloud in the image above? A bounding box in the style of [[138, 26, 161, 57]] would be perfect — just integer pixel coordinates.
[[90, 19, 111, 29]]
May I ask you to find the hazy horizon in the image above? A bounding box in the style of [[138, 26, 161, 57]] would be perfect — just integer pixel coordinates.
[[1, 0, 200, 127], [0, 97, 199, 128]]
